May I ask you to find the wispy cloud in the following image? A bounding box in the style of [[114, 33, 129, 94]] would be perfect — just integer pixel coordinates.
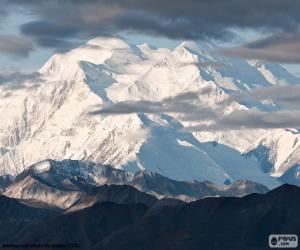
[[91, 84, 300, 131], [223, 85, 300, 109], [0, 70, 42, 89], [90, 91, 219, 120], [221, 33, 300, 64], [185, 110, 300, 131], [0, 35, 34, 58]]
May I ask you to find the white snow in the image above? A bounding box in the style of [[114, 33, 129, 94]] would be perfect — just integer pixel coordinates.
[[32, 160, 51, 174], [0, 36, 299, 188]]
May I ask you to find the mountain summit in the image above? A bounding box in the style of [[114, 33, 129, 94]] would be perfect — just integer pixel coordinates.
[[0, 37, 299, 187]]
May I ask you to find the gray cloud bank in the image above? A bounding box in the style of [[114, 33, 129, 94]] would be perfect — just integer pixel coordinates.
[[10, 0, 300, 39], [0, 0, 299, 63], [222, 33, 300, 63], [91, 85, 300, 131]]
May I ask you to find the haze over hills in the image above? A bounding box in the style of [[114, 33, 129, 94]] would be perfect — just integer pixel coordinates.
[[0, 37, 300, 188]]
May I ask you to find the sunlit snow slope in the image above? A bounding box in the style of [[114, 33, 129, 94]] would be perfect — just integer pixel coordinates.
[[1, 37, 299, 188]]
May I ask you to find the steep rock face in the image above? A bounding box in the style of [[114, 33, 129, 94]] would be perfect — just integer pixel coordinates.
[[3, 160, 135, 209], [0, 37, 299, 186], [0, 175, 14, 192], [4, 175, 81, 210]]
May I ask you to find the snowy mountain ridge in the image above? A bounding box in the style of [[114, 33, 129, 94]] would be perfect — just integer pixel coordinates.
[[2, 159, 270, 209], [0, 36, 300, 188]]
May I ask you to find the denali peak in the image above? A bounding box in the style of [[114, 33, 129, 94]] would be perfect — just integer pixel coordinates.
[[0, 36, 299, 188]]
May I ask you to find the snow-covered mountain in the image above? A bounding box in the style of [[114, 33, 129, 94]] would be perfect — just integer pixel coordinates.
[[0, 36, 299, 188]]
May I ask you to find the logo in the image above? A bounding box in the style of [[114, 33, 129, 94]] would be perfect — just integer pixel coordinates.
[[269, 234, 298, 248]]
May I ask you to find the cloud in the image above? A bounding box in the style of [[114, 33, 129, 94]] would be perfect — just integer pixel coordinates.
[[4, 0, 300, 46], [249, 85, 300, 108], [0, 70, 42, 88], [186, 85, 300, 131], [185, 110, 300, 131], [34, 38, 77, 50], [90, 91, 219, 120], [91, 92, 198, 114], [91, 84, 300, 131], [21, 21, 78, 39], [221, 33, 300, 63], [0, 35, 34, 58], [0, 0, 299, 63], [13, 1, 125, 46], [221, 85, 300, 109]]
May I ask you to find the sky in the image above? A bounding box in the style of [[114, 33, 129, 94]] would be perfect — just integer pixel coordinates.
[[0, 0, 299, 77]]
